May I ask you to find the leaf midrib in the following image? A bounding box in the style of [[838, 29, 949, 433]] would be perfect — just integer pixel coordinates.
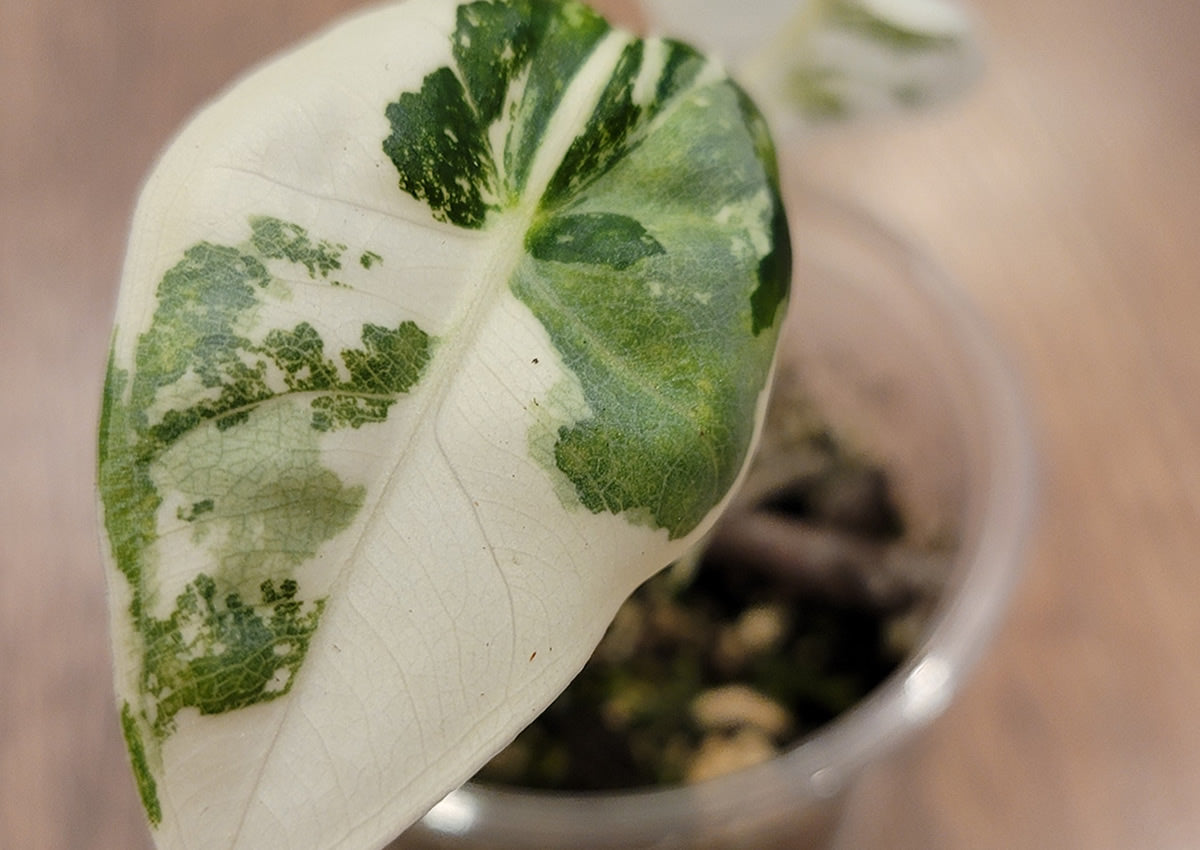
[[225, 25, 644, 849]]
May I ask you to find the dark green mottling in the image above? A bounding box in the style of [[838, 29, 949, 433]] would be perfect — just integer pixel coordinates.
[[384, 67, 498, 227], [381, 1, 788, 538], [526, 212, 663, 270], [249, 216, 346, 279], [514, 73, 786, 537], [121, 702, 162, 826], [99, 214, 430, 816], [382, 0, 607, 226], [143, 576, 325, 735]]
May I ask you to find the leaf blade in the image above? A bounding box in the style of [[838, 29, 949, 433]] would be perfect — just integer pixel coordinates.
[[98, 2, 790, 847]]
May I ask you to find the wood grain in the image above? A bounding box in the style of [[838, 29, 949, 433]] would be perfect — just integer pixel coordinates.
[[2, 1, 1197, 847]]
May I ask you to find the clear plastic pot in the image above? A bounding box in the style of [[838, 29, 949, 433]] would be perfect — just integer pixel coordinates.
[[390, 187, 1036, 850]]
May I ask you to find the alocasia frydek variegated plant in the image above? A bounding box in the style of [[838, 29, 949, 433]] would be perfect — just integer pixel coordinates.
[[643, 0, 980, 135], [97, 0, 790, 847]]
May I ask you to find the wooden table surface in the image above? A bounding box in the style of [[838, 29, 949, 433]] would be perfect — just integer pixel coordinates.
[[3, 0, 1197, 847]]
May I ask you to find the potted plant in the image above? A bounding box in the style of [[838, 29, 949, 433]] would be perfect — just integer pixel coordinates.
[[96, 1, 1032, 848]]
